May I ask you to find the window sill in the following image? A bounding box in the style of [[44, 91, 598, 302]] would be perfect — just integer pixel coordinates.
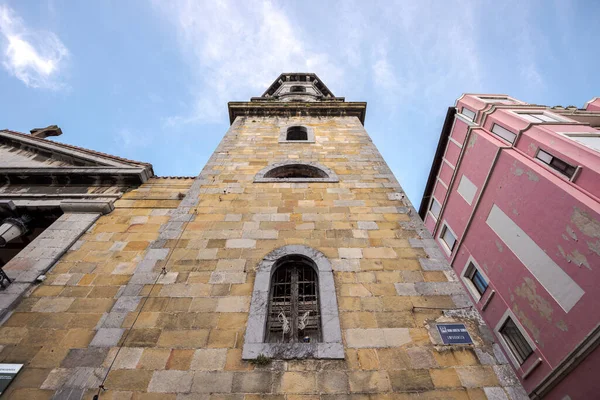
[[242, 342, 344, 360]]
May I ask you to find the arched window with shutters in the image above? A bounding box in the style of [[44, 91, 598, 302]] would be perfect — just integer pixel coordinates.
[[242, 245, 344, 360]]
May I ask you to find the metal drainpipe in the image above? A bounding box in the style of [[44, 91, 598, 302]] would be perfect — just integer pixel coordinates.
[[449, 144, 511, 266]]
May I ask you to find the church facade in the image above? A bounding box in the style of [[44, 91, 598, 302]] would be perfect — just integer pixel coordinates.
[[0, 74, 527, 399]]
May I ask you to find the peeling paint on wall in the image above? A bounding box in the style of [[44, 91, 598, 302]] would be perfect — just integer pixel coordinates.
[[556, 320, 569, 332], [566, 226, 578, 241], [467, 133, 477, 149], [495, 240, 504, 253], [588, 240, 600, 257], [571, 207, 600, 239], [526, 170, 539, 182], [513, 303, 542, 347], [528, 142, 538, 154], [558, 246, 591, 270], [515, 277, 554, 322]]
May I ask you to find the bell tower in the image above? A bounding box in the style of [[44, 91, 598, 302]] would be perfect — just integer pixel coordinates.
[[1, 72, 526, 398]]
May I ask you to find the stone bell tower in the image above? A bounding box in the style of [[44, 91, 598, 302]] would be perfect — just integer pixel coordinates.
[[0, 73, 527, 398]]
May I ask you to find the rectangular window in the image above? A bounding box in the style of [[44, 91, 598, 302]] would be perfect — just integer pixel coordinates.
[[429, 198, 441, 219], [500, 317, 533, 365], [491, 124, 517, 143], [465, 262, 488, 296], [440, 224, 457, 252], [461, 107, 476, 120], [536, 149, 577, 178], [517, 112, 561, 123], [478, 96, 515, 104], [564, 133, 600, 152]]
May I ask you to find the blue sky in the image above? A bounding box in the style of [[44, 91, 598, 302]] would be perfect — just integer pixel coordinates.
[[1, 1, 598, 207]]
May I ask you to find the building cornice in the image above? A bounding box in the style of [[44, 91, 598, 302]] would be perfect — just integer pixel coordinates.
[[228, 101, 367, 125]]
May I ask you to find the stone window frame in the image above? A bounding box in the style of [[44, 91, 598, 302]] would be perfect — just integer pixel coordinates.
[[279, 124, 315, 143], [254, 161, 339, 183], [242, 245, 344, 360]]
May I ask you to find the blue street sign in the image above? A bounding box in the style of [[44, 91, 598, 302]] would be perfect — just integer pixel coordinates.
[[437, 323, 473, 345]]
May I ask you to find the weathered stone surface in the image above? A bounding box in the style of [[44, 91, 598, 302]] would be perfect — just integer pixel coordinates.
[[0, 100, 526, 398]]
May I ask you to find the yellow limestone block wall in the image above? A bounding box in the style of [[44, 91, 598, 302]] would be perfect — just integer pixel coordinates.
[[0, 117, 523, 399]]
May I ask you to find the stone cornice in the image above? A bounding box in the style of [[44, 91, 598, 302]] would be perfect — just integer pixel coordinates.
[[0, 166, 152, 186], [228, 101, 367, 125]]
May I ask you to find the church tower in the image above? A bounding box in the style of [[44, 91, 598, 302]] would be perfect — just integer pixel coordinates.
[[0, 73, 527, 398]]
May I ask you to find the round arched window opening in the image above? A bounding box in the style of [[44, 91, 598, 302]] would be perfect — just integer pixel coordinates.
[[265, 255, 322, 343], [264, 164, 328, 179], [286, 126, 308, 141], [290, 85, 306, 93]]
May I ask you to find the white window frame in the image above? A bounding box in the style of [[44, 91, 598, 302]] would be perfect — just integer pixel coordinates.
[[428, 197, 442, 220], [460, 256, 490, 302], [491, 123, 517, 144], [534, 149, 578, 180], [438, 222, 457, 255], [514, 111, 565, 124], [494, 309, 536, 368], [461, 107, 476, 121], [476, 96, 516, 104], [560, 132, 600, 152]]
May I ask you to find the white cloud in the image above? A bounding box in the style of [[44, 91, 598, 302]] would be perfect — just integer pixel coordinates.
[[152, 0, 343, 125], [0, 4, 69, 89]]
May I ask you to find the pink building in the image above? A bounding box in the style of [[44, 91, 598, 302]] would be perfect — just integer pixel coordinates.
[[419, 95, 600, 399]]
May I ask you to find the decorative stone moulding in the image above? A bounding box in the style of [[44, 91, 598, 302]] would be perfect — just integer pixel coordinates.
[[242, 245, 344, 360], [254, 161, 339, 183]]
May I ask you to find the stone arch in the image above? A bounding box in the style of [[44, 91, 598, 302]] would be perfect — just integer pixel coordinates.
[[242, 245, 344, 360], [254, 161, 339, 183]]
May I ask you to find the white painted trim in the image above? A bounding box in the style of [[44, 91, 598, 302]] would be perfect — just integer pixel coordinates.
[[491, 123, 517, 144], [428, 196, 442, 221], [494, 308, 537, 369], [460, 107, 476, 121], [448, 136, 463, 148], [456, 174, 477, 206], [455, 113, 476, 126], [438, 221, 458, 256], [442, 158, 456, 169], [508, 109, 571, 124], [460, 256, 489, 303], [436, 177, 448, 189]]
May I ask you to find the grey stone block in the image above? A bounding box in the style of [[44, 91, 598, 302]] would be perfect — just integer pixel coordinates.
[[484, 387, 509, 400], [191, 372, 233, 393], [111, 296, 141, 313], [415, 282, 464, 296], [394, 283, 418, 296], [419, 258, 449, 271], [148, 370, 194, 393], [61, 349, 109, 368], [89, 328, 124, 347]]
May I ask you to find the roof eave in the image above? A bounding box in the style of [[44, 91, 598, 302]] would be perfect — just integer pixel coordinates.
[[418, 107, 456, 219]]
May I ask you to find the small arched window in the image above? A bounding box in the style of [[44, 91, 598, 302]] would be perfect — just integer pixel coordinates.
[[289, 85, 306, 93], [266, 255, 321, 343], [254, 162, 339, 182], [279, 124, 315, 143], [286, 126, 308, 141]]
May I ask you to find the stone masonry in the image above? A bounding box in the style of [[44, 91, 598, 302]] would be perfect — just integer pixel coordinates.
[[0, 94, 528, 398]]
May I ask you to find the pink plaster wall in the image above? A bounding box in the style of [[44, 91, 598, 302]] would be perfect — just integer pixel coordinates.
[[424, 94, 600, 397]]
